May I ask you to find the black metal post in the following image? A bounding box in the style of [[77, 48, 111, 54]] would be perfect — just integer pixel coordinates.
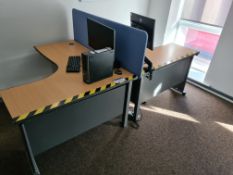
[[20, 124, 40, 175], [132, 78, 142, 121]]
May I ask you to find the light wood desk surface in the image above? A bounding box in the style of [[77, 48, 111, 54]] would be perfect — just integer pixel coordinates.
[[1, 41, 133, 120], [145, 43, 199, 70]]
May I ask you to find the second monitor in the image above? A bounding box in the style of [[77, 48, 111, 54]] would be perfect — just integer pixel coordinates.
[[130, 13, 156, 80], [87, 18, 115, 50], [130, 12, 155, 50]]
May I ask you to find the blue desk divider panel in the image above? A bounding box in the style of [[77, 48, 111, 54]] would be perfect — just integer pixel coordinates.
[[72, 9, 148, 77]]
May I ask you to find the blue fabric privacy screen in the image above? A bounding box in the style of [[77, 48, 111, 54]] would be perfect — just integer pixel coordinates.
[[72, 9, 148, 77]]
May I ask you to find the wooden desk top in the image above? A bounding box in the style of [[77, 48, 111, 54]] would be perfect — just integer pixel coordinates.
[[145, 43, 199, 70], [1, 41, 133, 121]]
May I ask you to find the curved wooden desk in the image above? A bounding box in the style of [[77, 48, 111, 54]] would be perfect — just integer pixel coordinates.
[[146, 43, 199, 70], [1, 41, 133, 122]]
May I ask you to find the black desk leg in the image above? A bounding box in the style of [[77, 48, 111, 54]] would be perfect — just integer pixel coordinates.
[[122, 80, 132, 128], [20, 124, 40, 175], [129, 78, 142, 123], [132, 78, 142, 121]]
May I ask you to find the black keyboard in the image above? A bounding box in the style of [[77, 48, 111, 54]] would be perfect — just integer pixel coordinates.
[[66, 56, 80, 72]]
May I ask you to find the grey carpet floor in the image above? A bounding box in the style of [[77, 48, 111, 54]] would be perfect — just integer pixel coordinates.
[[0, 84, 232, 175]]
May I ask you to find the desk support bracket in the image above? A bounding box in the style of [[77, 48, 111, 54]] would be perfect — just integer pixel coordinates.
[[20, 124, 40, 175], [144, 57, 153, 80]]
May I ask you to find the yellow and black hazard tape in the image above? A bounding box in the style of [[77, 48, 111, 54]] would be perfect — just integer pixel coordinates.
[[15, 75, 137, 123]]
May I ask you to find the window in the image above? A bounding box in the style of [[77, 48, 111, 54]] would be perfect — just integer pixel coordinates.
[[182, 0, 232, 27], [173, 0, 232, 82]]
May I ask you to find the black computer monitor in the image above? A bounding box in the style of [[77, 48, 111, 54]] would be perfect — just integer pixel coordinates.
[[87, 18, 115, 50], [130, 12, 155, 50]]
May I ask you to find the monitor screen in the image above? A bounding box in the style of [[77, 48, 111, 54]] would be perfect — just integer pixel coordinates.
[[130, 13, 155, 50], [87, 18, 115, 50]]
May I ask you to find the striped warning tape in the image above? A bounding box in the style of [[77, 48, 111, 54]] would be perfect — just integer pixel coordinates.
[[15, 75, 137, 123]]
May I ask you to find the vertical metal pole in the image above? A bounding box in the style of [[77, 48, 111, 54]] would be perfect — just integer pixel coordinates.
[[20, 124, 41, 175], [132, 78, 142, 121], [122, 80, 132, 128]]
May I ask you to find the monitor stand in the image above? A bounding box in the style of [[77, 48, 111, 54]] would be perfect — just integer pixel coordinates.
[[114, 60, 122, 75]]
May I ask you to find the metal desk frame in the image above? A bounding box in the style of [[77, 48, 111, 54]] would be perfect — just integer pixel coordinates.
[[19, 81, 132, 175], [131, 55, 195, 121]]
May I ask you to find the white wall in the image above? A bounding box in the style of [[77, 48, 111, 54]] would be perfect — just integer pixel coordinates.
[[205, 4, 233, 97], [0, 0, 149, 62], [163, 0, 185, 44], [147, 0, 172, 47], [70, 0, 149, 25]]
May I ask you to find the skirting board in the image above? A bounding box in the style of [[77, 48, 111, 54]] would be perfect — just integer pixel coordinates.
[[187, 79, 233, 104]]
